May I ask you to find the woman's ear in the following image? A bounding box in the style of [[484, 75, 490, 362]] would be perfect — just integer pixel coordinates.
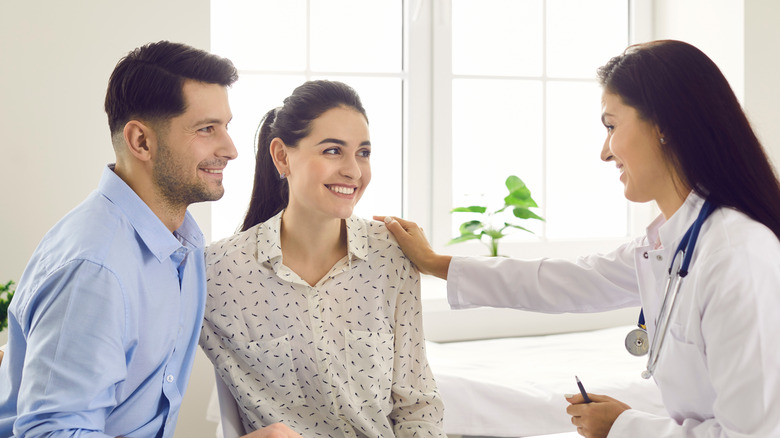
[[122, 120, 155, 162], [269, 137, 290, 177], [655, 125, 667, 145]]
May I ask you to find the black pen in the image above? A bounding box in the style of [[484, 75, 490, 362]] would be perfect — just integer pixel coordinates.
[[575, 375, 592, 403]]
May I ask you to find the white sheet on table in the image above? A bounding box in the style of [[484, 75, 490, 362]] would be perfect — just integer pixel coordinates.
[[425, 325, 666, 437]]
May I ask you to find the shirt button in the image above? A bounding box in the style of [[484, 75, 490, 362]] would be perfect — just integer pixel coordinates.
[[643, 252, 649, 259], [166, 375, 175, 383], [656, 255, 663, 261]]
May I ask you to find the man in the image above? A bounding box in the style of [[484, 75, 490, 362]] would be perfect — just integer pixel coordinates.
[[0, 40, 301, 438]]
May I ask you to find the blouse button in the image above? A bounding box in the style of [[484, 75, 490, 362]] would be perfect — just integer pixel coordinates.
[[643, 252, 649, 259], [166, 375, 174, 383], [656, 255, 663, 261]]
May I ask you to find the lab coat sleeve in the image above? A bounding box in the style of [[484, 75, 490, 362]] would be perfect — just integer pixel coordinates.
[[608, 409, 721, 437], [447, 238, 642, 313], [391, 262, 447, 437]]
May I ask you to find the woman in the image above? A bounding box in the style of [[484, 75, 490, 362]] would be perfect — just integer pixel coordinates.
[[377, 40, 780, 437], [201, 80, 445, 437]]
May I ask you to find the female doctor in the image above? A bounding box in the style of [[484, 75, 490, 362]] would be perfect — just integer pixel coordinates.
[[376, 40, 780, 437]]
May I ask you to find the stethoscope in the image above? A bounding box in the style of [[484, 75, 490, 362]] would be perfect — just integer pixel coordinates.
[[624, 199, 717, 379]]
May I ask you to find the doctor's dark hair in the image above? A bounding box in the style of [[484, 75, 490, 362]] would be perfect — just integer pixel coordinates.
[[598, 40, 780, 240], [240, 80, 367, 231], [104, 40, 238, 139]]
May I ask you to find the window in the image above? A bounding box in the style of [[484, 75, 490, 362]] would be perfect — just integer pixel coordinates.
[[210, 0, 406, 239], [211, 0, 654, 262]]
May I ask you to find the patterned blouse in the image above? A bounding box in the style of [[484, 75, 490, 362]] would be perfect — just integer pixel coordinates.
[[200, 211, 446, 437]]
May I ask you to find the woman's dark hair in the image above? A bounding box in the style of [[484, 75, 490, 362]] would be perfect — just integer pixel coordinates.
[[105, 40, 238, 137], [598, 40, 780, 239], [241, 80, 367, 231]]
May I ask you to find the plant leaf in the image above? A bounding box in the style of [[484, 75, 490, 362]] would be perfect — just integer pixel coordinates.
[[505, 223, 535, 234], [451, 206, 487, 213], [484, 229, 504, 240], [504, 192, 537, 208], [512, 207, 545, 221], [505, 175, 526, 192], [447, 234, 482, 245], [504, 176, 539, 208], [459, 220, 484, 234], [0, 280, 14, 332]]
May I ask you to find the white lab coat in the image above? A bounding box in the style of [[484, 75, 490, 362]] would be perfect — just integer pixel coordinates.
[[447, 192, 780, 437]]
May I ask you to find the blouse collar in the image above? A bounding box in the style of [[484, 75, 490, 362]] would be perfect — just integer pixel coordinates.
[[255, 210, 369, 271]]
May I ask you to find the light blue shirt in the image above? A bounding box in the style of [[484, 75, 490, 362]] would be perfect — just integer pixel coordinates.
[[0, 165, 206, 437]]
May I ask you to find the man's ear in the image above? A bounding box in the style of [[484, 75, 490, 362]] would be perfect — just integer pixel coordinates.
[[122, 120, 155, 162], [269, 137, 290, 177]]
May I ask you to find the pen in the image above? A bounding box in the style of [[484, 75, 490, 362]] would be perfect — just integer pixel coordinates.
[[575, 375, 592, 403]]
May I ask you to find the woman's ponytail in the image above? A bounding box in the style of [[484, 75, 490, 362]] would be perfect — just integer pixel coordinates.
[[240, 108, 289, 231]]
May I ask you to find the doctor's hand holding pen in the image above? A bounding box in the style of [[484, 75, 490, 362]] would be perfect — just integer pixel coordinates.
[[565, 376, 631, 438], [565, 393, 631, 438]]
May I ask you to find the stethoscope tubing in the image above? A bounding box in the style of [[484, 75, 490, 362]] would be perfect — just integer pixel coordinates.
[[640, 199, 717, 379], [642, 258, 685, 379]]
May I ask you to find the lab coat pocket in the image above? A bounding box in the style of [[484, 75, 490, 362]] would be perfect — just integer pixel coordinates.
[[216, 335, 305, 408], [667, 319, 706, 372], [669, 320, 699, 345], [346, 329, 394, 409], [656, 322, 714, 415]]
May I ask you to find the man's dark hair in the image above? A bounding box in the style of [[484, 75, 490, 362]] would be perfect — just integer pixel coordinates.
[[104, 40, 238, 137]]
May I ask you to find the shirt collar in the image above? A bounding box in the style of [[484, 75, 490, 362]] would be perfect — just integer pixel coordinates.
[[345, 215, 369, 262], [255, 210, 369, 270], [656, 191, 705, 251], [98, 164, 204, 262], [255, 211, 284, 270], [644, 214, 666, 250]]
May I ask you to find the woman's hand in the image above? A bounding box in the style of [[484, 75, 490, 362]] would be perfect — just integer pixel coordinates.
[[565, 393, 630, 438], [373, 216, 452, 279]]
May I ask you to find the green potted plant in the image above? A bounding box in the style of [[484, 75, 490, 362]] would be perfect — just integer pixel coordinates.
[[1, 280, 15, 332], [449, 175, 544, 257]]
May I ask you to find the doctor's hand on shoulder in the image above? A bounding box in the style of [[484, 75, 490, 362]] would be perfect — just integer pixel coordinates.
[[565, 393, 631, 438], [374, 216, 451, 279], [242, 423, 303, 438]]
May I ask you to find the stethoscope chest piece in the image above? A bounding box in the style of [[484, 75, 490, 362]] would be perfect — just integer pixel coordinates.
[[624, 328, 649, 356]]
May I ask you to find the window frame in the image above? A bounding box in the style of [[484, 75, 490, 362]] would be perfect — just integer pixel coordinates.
[[411, 0, 656, 259], [413, 0, 656, 341]]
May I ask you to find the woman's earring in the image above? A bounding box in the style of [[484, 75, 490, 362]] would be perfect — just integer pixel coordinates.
[[279, 172, 286, 180], [660, 137, 667, 144]]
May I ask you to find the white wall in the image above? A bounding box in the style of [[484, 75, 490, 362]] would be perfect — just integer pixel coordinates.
[[744, 1, 780, 167], [0, 2, 216, 437], [653, 0, 745, 100], [653, 0, 780, 168]]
